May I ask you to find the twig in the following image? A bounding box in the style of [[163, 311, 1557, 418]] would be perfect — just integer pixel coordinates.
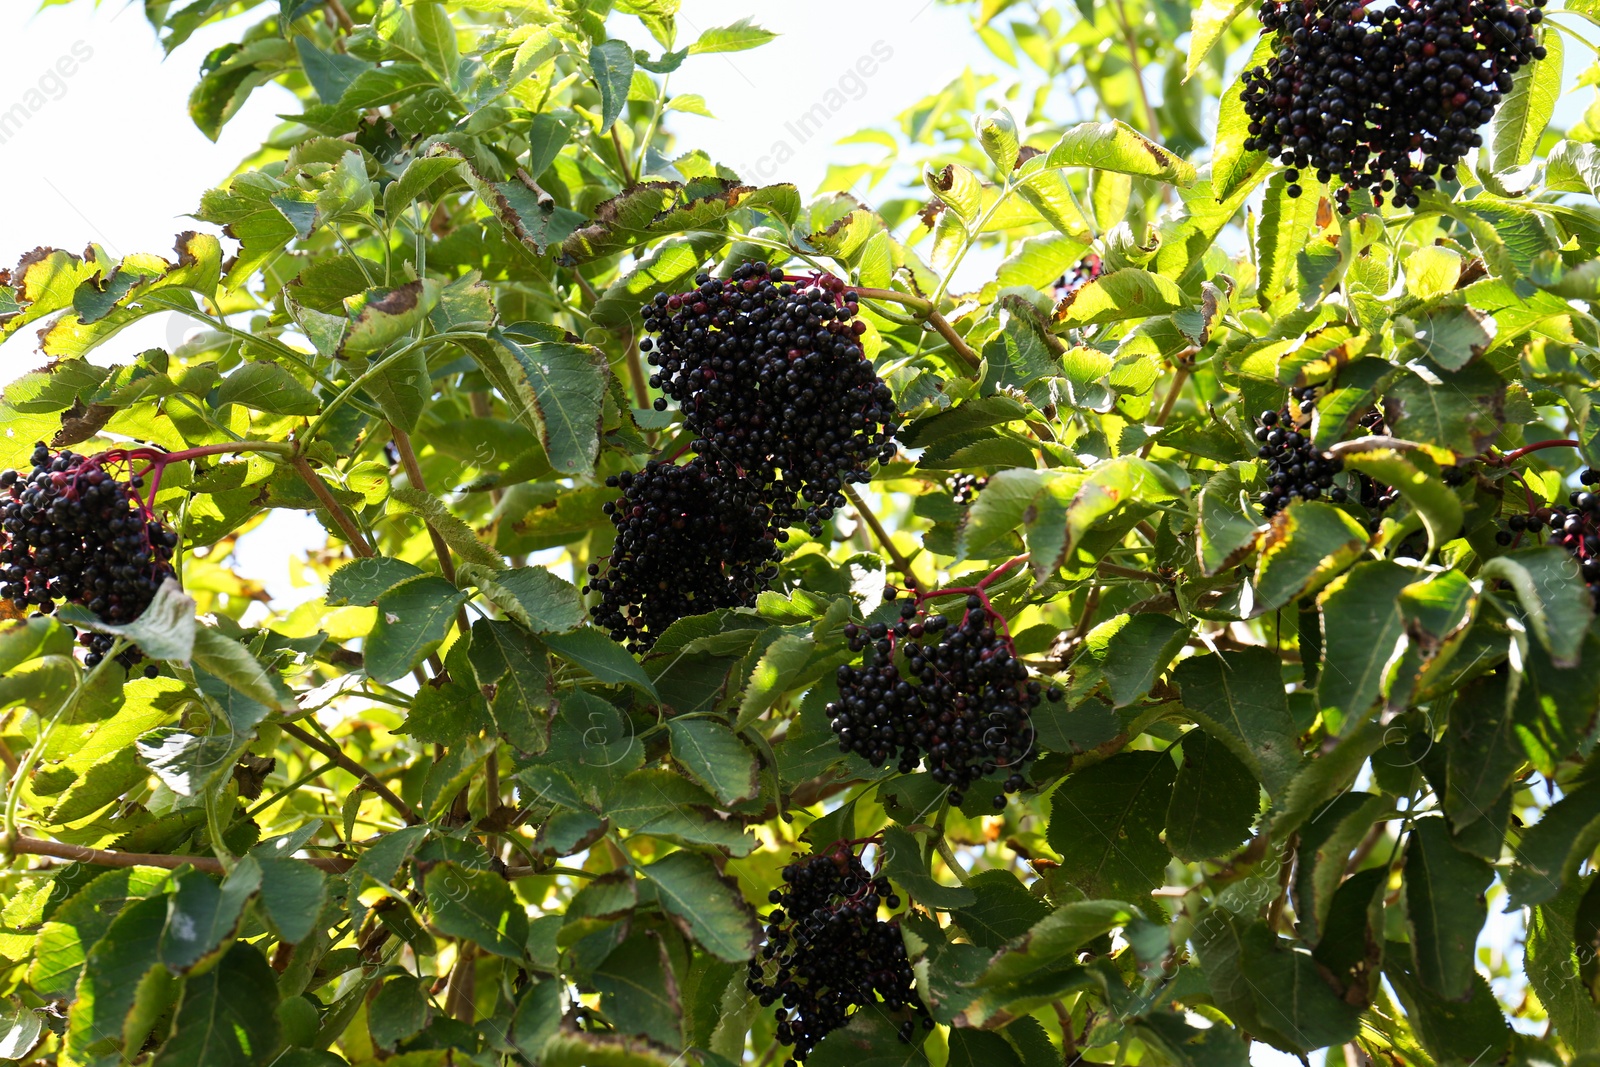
[[444, 942, 477, 1022], [324, 0, 356, 33], [390, 427, 473, 642], [1494, 438, 1583, 465], [848, 287, 982, 372], [610, 126, 635, 188], [1138, 357, 1193, 459], [290, 456, 375, 557], [1109, 0, 1163, 137], [10, 834, 352, 873], [1098, 562, 1165, 584], [842, 484, 922, 592], [280, 722, 422, 824]]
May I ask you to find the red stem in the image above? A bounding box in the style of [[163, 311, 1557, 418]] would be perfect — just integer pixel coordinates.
[[1497, 439, 1582, 465]]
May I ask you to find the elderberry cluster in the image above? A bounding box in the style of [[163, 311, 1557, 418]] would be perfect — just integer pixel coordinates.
[[641, 263, 900, 536], [1255, 391, 1347, 516], [584, 458, 782, 653], [746, 845, 928, 1065], [0, 444, 176, 671], [1528, 470, 1600, 602], [1052, 254, 1105, 297], [948, 473, 988, 506], [1243, 0, 1546, 212], [829, 596, 1060, 807]]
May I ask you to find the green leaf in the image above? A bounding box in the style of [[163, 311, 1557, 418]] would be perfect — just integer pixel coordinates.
[[513, 981, 563, 1062], [606, 770, 756, 855], [467, 618, 553, 752], [594, 933, 682, 1046], [1337, 448, 1463, 553], [1038, 120, 1197, 186], [1092, 613, 1189, 707], [1525, 880, 1600, 1050], [1483, 30, 1561, 173], [32, 867, 170, 999], [1052, 267, 1188, 328], [1196, 465, 1263, 576], [191, 627, 293, 713], [1404, 816, 1492, 1000], [1385, 948, 1511, 1065], [976, 899, 1140, 985], [490, 330, 609, 475], [950, 869, 1051, 951], [881, 825, 976, 909], [1444, 672, 1524, 832], [1481, 548, 1594, 668], [735, 633, 814, 729], [389, 488, 502, 569], [1254, 500, 1369, 612], [1381, 359, 1505, 460], [542, 1029, 689, 1067], [326, 556, 423, 605], [158, 860, 260, 974], [545, 629, 657, 697], [590, 39, 635, 132], [1186, 0, 1254, 79], [215, 362, 319, 416], [363, 344, 430, 432], [1316, 561, 1418, 719], [56, 578, 197, 662], [1137, 1010, 1251, 1067], [1257, 172, 1319, 304], [369, 975, 430, 1051], [1506, 778, 1600, 907], [424, 862, 528, 960], [1193, 910, 1361, 1054], [338, 278, 441, 360], [411, 1, 459, 79], [1513, 630, 1600, 776], [1047, 752, 1175, 900], [148, 942, 280, 1067], [640, 851, 761, 962], [948, 1029, 1023, 1067], [66, 893, 168, 1061], [249, 844, 326, 945], [339, 62, 439, 110], [468, 563, 583, 633], [1165, 730, 1260, 862], [668, 718, 758, 805], [1174, 648, 1299, 799], [0, 998, 43, 1061], [364, 575, 469, 684], [688, 17, 778, 54]]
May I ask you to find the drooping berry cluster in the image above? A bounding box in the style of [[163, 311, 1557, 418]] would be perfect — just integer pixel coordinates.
[[948, 473, 988, 506], [1, 444, 176, 670], [1528, 471, 1600, 602], [829, 594, 1059, 808], [746, 843, 928, 1064], [1052, 254, 1104, 297], [584, 458, 782, 653], [1242, 0, 1546, 212], [641, 263, 900, 537], [1255, 391, 1347, 516]]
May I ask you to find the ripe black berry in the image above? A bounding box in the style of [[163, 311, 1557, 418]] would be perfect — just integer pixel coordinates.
[[0, 444, 178, 667], [746, 843, 928, 1064], [828, 595, 1052, 804], [642, 263, 900, 538], [1242, 0, 1546, 211], [584, 458, 782, 653], [1254, 388, 1346, 516], [1542, 493, 1600, 604], [948, 473, 988, 506]]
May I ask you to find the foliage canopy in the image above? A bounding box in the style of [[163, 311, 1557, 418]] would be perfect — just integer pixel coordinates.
[[1, 0, 1599, 1064]]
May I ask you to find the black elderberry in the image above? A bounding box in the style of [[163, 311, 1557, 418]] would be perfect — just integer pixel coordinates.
[[827, 599, 1043, 802], [1540, 500, 1600, 605], [585, 458, 782, 653], [1242, 0, 1545, 212], [641, 262, 901, 538], [0, 444, 177, 668], [1050, 254, 1104, 297], [1254, 393, 1345, 517], [746, 844, 927, 1063], [948, 473, 988, 506]]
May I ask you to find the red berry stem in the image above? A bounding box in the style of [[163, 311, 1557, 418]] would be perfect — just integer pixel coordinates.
[[1494, 438, 1583, 465]]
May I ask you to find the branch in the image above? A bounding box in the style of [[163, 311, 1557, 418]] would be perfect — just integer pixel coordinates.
[[10, 834, 352, 873], [1138, 355, 1193, 459], [842, 484, 922, 592], [290, 456, 375, 557], [280, 722, 422, 824], [390, 427, 473, 643], [848, 287, 981, 372]]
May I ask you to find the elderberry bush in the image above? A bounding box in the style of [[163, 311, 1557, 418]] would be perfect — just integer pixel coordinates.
[[829, 596, 1059, 807], [1243, 0, 1546, 211], [747, 845, 928, 1064], [0, 444, 176, 670], [641, 262, 900, 537], [584, 458, 782, 653], [948, 472, 988, 505]]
